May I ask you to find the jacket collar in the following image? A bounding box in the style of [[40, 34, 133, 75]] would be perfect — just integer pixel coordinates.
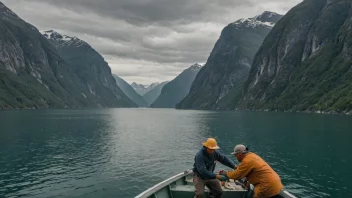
[[202, 146, 213, 157]]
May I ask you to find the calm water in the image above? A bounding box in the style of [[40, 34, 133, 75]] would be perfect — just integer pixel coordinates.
[[0, 109, 351, 198]]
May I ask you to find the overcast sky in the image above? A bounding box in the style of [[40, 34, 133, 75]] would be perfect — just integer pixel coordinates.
[[3, 0, 301, 85]]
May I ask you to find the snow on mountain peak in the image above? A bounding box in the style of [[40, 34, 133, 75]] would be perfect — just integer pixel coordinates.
[[231, 18, 275, 28], [41, 30, 86, 47], [131, 82, 159, 89], [253, 11, 282, 23], [148, 82, 160, 89], [190, 63, 202, 71], [231, 11, 281, 29]]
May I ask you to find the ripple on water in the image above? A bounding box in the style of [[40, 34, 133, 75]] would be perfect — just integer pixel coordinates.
[[0, 109, 351, 198]]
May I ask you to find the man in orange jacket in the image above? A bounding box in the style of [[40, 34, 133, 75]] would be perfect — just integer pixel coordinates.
[[224, 144, 284, 198]]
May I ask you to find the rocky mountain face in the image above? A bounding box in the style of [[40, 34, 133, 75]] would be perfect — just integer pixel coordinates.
[[41, 30, 136, 108], [238, 0, 352, 114], [113, 75, 149, 107], [151, 63, 202, 108], [143, 81, 168, 105], [0, 2, 136, 109], [176, 11, 282, 110], [131, 82, 160, 96]]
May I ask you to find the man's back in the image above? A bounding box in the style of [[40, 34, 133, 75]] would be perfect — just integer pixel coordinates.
[[244, 153, 281, 185], [228, 152, 283, 197]]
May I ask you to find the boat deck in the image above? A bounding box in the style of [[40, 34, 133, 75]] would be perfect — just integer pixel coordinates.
[[136, 170, 295, 198], [169, 175, 249, 198]]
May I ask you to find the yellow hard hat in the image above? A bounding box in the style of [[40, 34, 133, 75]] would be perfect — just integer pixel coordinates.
[[202, 138, 220, 149]]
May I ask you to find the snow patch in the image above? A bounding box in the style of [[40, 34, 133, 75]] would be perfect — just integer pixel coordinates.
[[190, 63, 202, 71], [62, 35, 73, 41], [261, 21, 275, 27], [231, 17, 275, 28], [41, 30, 86, 47]]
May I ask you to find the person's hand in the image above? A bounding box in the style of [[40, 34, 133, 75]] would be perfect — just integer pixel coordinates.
[[234, 165, 238, 169], [216, 174, 228, 181], [220, 170, 228, 176]]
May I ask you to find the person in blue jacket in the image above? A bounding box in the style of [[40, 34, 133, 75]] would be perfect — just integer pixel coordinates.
[[193, 138, 236, 198]]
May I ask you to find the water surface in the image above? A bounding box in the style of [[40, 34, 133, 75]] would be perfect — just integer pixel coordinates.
[[0, 109, 351, 197]]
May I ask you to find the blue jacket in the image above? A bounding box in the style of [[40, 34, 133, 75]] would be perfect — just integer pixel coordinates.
[[193, 147, 235, 179]]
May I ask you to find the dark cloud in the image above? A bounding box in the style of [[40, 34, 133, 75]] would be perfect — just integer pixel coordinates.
[[27, 0, 254, 25], [2, 0, 302, 84]]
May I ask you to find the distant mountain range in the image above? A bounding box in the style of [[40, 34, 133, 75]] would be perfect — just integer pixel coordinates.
[[152, 63, 202, 108], [131, 82, 160, 96], [142, 81, 169, 105], [113, 75, 149, 107]]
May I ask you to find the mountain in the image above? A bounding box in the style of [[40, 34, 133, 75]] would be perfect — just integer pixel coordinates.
[[238, 0, 352, 114], [176, 12, 282, 110], [113, 75, 149, 107], [0, 2, 136, 109], [41, 30, 137, 108], [151, 64, 202, 108], [131, 82, 160, 96], [143, 81, 169, 105]]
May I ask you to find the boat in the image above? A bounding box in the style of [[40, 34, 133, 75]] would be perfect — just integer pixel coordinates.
[[135, 169, 297, 198]]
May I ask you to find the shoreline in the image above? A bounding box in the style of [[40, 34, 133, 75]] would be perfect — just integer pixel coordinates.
[[2, 106, 351, 116], [235, 108, 352, 116]]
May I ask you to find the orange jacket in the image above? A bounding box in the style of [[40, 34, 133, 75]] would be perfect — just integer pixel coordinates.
[[226, 153, 283, 198]]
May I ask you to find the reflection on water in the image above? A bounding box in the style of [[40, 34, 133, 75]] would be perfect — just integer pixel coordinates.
[[0, 109, 351, 197]]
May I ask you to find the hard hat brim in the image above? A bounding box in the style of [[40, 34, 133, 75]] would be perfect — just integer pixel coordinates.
[[202, 142, 220, 149]]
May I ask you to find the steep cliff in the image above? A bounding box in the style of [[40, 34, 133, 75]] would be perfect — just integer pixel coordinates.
[[42, 30, 136, 108], [176, 12, 282, 110], [0, 1, 135, 110], [239, 0, 352, 114]]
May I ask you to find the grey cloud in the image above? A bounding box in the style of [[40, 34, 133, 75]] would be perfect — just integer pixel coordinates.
[[29, 0, 255, 25], [2, 0, 302, 83]]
